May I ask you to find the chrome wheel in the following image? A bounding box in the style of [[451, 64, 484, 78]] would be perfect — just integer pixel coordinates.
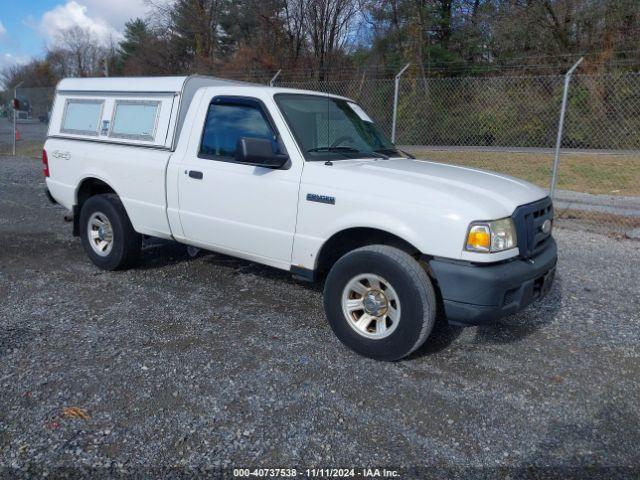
[[87, 211, 114, 257], [341, 273, 401, 340]]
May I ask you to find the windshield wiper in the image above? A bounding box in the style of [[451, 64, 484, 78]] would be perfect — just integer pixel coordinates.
[[308, 146, 360, 153], [307, 146, 389, 160], [399, 149, 415, 159], [307, 146, 359, 161], [374, 148, 414, 159], [367, 150, 389, 159]]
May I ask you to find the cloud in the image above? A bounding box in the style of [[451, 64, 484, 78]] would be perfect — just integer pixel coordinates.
[[0, 52, 30, 71], [0, 21, 6, 37], [78, 0, 153, 29], [39, 1, 123, 46]]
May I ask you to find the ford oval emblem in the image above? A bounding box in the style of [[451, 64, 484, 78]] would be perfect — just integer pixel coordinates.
[[541, 219, 552, 234]]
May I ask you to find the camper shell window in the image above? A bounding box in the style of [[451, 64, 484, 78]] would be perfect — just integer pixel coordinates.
[[110, 100, 161, 141], [61, 99, 104, 136]]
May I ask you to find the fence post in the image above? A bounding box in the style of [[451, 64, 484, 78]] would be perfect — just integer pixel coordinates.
[[12, 81, 24, 156], [269, 69, 282, 87], [550, 57, 583, 198], [391, 63, 410, 144]]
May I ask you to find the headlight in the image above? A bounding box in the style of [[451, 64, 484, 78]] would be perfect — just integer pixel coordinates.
[[465, 218, 517, 253]]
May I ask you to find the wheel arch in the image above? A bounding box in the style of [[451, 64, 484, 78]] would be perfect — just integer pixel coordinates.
[[314, 227, 426, 277], [73, 176, 119, 236]]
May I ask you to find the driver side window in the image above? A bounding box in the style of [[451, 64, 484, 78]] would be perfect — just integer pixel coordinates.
[[199, 98, 278, 161]]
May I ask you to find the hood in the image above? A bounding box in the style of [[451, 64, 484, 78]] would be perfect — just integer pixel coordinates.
[[316, 157, 548, 218]]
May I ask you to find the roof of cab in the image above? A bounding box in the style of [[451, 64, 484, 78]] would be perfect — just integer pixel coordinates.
[[56, 75, 246, 93]]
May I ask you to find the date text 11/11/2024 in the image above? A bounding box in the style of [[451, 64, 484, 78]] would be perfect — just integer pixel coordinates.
[[232, 468, 401, 478]]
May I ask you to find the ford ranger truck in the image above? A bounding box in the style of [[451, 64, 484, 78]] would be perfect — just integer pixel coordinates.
[[44, 76, 557, 361]]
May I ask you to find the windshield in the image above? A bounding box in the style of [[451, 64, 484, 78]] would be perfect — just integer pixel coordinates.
[[274, 93, 399, 161]]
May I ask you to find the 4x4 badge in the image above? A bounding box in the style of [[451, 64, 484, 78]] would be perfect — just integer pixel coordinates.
[[52, 150, 70, 160]]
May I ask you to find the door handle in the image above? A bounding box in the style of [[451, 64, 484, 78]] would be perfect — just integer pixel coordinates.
[[187, 170, 203, 180]]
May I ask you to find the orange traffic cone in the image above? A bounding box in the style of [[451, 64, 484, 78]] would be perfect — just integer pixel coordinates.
[[15, 128, 21, 141]]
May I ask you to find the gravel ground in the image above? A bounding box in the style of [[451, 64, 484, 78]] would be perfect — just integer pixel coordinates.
[[1, 155, 639, 477]]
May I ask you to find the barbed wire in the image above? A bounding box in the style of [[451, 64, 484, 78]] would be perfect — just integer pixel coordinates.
[[209, 54, 640, 81]]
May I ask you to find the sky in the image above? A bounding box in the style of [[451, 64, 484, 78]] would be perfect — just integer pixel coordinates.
[[0, 0, 156, 71]]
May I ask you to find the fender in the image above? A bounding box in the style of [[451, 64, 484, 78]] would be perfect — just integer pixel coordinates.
[[75, 173, 117, 204], [292, 209, 430, 273], [322, 210, 425, 254], [74, 175, 122, 237]]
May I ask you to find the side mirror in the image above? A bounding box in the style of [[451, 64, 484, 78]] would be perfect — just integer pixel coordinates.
[[235, 137, 288, 169]]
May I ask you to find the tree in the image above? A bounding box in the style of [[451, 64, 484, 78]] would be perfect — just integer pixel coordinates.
[[118, 19, 151, 64], [0, 60, 58, 89], [53, 27, 108, 77], [281, 0, 308, 64], [6, 0, 639, 88], [166, 0, 231, 72], [114, 18, 175, 75], [305, 0, 359, 78]]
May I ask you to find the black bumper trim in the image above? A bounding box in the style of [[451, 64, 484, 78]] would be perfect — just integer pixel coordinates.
[[428, 238, 557, 326]]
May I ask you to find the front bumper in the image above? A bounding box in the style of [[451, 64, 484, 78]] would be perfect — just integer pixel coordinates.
[[428, 238, 557, 326]]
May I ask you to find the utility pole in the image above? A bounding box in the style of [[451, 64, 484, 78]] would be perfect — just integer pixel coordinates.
[[12, 80, 25, 156]]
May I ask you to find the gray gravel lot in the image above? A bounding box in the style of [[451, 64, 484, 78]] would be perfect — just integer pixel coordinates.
[[1, 155, 639, 476]]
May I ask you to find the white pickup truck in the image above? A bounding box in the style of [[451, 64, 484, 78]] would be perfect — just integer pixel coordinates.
[[44, 75, 557, 360]]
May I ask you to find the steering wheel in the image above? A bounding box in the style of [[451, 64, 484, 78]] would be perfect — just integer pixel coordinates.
[[331, 135, 354, 147]]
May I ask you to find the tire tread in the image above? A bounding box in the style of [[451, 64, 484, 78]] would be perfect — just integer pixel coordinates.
[[324, 244, 437, 360], [353, 245, 436, 355], [79, 194, 141, 270]]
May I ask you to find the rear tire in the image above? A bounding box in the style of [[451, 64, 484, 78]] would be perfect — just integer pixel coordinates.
[[79, 194, 141, 270], [324, 245, 436, 361]]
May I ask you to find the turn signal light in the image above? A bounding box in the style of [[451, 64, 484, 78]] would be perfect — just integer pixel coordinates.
[[466, 225, 491, 252], [465, 218, 518, 253]]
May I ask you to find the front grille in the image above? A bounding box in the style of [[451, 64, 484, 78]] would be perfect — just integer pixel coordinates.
[[512, 197, 554, 258]]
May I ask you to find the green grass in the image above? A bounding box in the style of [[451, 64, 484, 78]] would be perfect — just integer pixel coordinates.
[[408, 149, 640, 196], [16, 142, 44, 159]]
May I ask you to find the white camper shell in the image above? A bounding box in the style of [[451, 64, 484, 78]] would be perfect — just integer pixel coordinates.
[[50, 76, 247, 149]]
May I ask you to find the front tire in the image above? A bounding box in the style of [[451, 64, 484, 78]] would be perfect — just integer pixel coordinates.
[[79, 194, 141, 270], [324, 245, 436, 361]]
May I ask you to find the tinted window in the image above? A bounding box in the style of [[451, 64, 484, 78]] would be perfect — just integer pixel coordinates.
[[200, 100, 276, 159], [62, 99, 103, 135], [111, 101, 159, 140]]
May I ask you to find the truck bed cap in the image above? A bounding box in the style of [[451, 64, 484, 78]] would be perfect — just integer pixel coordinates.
[[57, 75, 245, 94]]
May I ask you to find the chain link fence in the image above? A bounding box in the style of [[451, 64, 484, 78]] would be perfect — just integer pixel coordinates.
[[0, 86, 53, 158], [1, 73, 639, 236], [277, 73, 640, 235]]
